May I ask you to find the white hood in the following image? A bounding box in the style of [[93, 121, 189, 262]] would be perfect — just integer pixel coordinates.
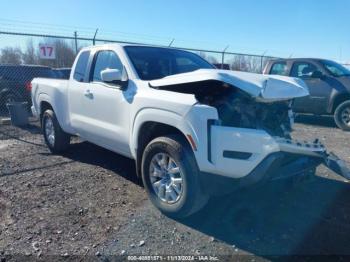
[[149, 69, 309, 101]]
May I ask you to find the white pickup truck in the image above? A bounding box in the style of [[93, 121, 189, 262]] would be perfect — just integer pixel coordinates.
[[31, 44, 350, 218]]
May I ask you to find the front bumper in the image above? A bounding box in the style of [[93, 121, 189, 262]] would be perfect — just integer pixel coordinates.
[[200, 151, 321, 195], [273, 137, 350, 180], [199, 126, 350, 195]]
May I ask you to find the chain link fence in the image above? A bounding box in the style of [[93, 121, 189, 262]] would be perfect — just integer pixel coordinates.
[[0, 30, 278, 117]]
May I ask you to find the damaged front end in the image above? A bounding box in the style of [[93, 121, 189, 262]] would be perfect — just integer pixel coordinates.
[[206, 88, 294, 138], [149, 69, 350, 181], [204, 87, 350, 181]]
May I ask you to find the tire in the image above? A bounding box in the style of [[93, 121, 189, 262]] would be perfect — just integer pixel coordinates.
[[42, 109, 70, 154], [334, 100, 350, 131], [141, 135, 209, 218]]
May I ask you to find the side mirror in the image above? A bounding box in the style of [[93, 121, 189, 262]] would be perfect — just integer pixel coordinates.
[[101, 68, 122, 82], [311, 70, 324, 79]]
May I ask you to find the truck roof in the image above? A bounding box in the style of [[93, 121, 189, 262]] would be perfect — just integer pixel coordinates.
[[79, 43, 186, 52], [268, 58, 332, 63]]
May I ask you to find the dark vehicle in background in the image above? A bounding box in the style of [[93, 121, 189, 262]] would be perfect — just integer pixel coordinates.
[[264, 58, 350, 130], [213, 63, 230, 70], [52, 68, 71, 79], [0, 65, 56, 109]]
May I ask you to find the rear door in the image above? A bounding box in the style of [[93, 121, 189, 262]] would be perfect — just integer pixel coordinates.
[[290, 61, 332, 114]]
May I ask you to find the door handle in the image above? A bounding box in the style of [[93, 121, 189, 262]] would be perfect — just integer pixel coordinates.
[[84, 90, 93, 99]]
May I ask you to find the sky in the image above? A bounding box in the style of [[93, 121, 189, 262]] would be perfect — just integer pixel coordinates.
[[0, 0, 350, 61]]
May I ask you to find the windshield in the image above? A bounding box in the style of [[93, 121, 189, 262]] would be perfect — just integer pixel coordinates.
[[124, 46, 215, 80], [322, 60, 350, 77]]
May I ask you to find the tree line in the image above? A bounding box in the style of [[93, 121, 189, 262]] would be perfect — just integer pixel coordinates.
[[0, 38, 266, 73], [198, 51, 265, 73], [0, 38, 76, 68]]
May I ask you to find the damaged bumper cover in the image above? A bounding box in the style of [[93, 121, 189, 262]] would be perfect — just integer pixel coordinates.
[[200, 136, 350, 195], [275, 137, 350, 180]]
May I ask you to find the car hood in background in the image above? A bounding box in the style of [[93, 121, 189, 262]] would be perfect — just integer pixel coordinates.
[[149, 69, 309, 101]]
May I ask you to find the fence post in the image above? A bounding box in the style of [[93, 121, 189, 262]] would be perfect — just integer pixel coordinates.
[[221, 45, 229, 69], [260, 50, 267, 73], [74, 31, 78, 54], [93, 29, 98, 45], [168, 39, 175, 47]]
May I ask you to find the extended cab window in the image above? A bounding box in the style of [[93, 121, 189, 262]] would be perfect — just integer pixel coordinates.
[[92, 51, 123, 82], [270, 62, 288, 75], [291, 62, 317, 78], [73, 51, 90, 82]]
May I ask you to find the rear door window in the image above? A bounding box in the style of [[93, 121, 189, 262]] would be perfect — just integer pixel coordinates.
[[290, 62, 318, 78], [270, 62, 288, 76], [73, 51, 90, 82]]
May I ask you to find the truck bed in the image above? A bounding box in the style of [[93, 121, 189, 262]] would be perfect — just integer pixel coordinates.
[[31, 78, 70, 131]]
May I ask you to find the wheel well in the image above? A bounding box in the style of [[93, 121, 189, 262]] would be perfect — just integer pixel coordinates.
[[40, 101, 53, 121], [136, 121, 191, 177], [332, 94, 350, 113]]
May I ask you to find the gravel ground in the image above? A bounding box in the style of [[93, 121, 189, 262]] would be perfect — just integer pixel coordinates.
[[0, 115, 350, 261]]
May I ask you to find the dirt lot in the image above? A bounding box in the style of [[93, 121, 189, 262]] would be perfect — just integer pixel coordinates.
[[1, 115, 350, 261]]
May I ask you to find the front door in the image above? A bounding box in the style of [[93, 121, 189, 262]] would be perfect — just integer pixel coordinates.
[[291, 61, 332, 114], [73, 50, 134, 157]]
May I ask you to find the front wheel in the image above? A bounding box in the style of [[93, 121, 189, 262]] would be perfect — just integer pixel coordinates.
[[334, 100, 350, 131], [141, 135, 208, 218], [42, 109, 70, 153]]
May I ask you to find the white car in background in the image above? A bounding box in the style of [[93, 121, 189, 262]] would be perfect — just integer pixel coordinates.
[[31, 44, 350, 218]]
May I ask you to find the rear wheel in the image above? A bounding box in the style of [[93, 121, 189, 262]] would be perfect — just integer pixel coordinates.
[[42, 109, 70, 153], [334, 100, 350, 131], [141, 135, 208, 218]]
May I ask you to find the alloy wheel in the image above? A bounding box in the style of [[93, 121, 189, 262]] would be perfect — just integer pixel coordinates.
[[44, 117, 55, 147], [149, 152, 183, 204]]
